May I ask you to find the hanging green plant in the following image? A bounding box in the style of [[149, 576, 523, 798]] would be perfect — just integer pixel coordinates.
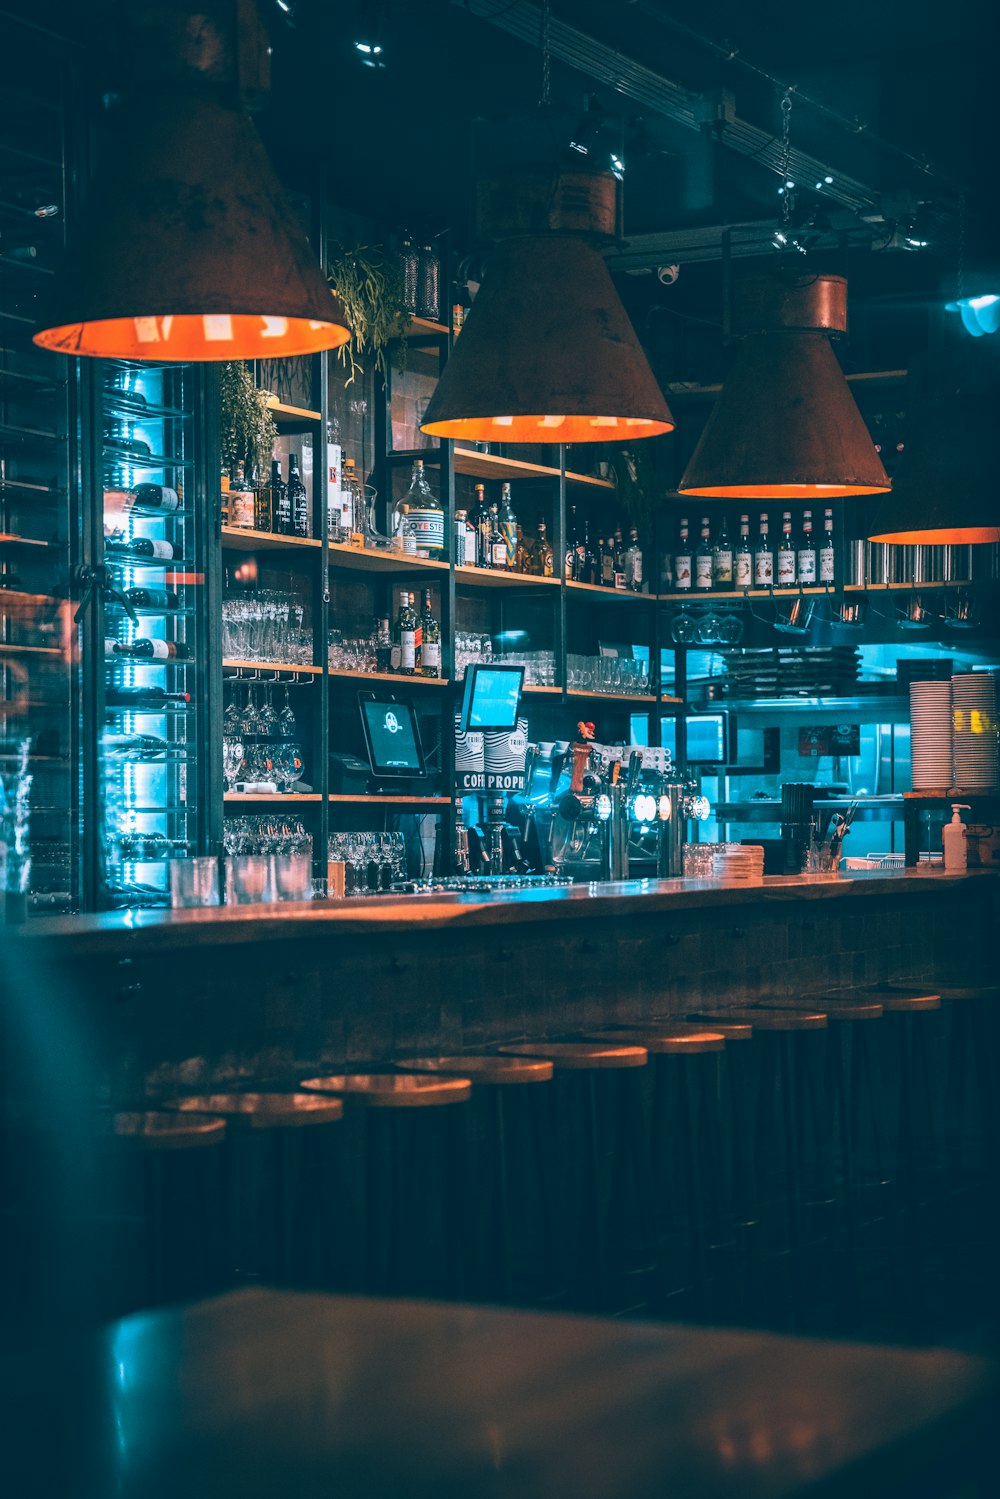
[[219, 361, 277, 480], [327, 243, 412, 385]]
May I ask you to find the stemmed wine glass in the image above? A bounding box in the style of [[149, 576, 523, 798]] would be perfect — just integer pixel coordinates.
[[257, 684, 279, 738], [240, 682, 262, 738], [278, 685, 297, 739]]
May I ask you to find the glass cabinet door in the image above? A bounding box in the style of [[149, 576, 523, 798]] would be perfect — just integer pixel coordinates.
[[99, 362, 205, 908]]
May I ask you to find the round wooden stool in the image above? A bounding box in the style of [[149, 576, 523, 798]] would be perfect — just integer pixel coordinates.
[[300, 1073, 472, 1299], [588, 1026, 727, 1317], [496, 1042, 650, 1314], [162, 1093, 344, 1291], [100, 1110, 228, 1316], [394, 1055, 555, 1304]]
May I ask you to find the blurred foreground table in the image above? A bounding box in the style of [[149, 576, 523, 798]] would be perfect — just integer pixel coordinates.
[[12, 1288, 996, 1498]]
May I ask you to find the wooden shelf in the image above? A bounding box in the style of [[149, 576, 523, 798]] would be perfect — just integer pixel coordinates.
[[843, 580, 980, 593], [0, 532, 53, 548], [407, 317, 450, 336], [329, 793, 450, 806], [659, 586, 831, 602], [329, 668, 449, 687], [453, 447, 614, 489], [221, 526, 321, 553], [222, 659, 322, 675], [565, 690, 658, 704], [0, 641, 62, 657], [522, 685, 563, 696], [567, 581, 652, 602], [326, 543, 448, 575], [264, 397, 322, 431], [456, 565, 560, 590], [224, 792, 323, 802]]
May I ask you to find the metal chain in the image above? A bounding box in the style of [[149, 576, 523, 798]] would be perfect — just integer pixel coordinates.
[[779, 89, 793, 227], [540, 0, 551, 108]]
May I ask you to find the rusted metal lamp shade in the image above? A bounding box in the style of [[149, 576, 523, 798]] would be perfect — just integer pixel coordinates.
[[678, 273, 889, 499], [419, 171, 673, 443], [868, 351, 1000, 543], [33, 90, 349, 361]]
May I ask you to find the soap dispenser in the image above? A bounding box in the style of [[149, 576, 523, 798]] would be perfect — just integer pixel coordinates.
[[942, 804, 972, 873]]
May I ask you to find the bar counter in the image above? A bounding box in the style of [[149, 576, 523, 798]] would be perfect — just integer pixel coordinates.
[[5, 870, 995, 1101]]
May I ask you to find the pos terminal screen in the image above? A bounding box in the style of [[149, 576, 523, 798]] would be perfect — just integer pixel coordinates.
[[460, 664, 524, 731], [360, 698, 425, 775]]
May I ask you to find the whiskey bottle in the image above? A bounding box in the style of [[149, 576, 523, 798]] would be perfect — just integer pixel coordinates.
[[288, 454, 309, 538]]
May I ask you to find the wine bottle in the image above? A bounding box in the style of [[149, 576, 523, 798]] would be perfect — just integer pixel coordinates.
[[112, 638, 192, 660], [625, 527, 643, 592], [396, 588, 418, 674], [533, 519, 554, 577], [130, 483, 181, 514], [105, 686, 191, 707], [288, 454, 309, 538], [420, 588, 441, 677], [819, 508, 835, 584], [488, 503, 507, 569], [254, 463, 273, 532], [565, 503, 579, 581], [103, 732, 169, 759], [797, 510, 817, 585], [674, 518, 692, 591], [712, 516, 733, 587], [777, 511, 796, 586], [106, 536, 175, 560], [613, 526, 627, 590], [123, 587, 180, 609], [600, 535, 614, 587]]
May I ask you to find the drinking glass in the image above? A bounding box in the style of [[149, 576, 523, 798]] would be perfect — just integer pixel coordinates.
[[222, 736, 244, 792], [226, 853, 275, 904], [274, 851, 313, 901], [170, 856, 220, 908]]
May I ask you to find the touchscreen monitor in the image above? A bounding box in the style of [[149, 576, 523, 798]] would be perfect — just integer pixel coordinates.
[[459, 663, 524, 731]]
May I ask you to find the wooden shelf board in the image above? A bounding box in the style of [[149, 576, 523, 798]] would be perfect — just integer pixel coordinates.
[[0, 641, 62, 656], [565, 690, 658, 704], [522, 685, 563, 696], [224, 792, 322, 802], [329, 793, 450, 805], [658, 586, 831, 602], [567, 581, 652, 601], [407, 317, 449, 336], [0, 532, 52, 548], [330, 669, 449, 687], [456, 565, 559, 590], [264, 397, 322, 427], [326, 543, 448, 575], [222, 659, 322, 675], [453, 447, 613, 489], [842, 580, 979, 593], [221, 526, 321, 552]]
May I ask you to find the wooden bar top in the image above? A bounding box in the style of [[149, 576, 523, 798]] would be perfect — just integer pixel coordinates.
[[14, 1287, 994, 1498], [8, 868, 996, 957]]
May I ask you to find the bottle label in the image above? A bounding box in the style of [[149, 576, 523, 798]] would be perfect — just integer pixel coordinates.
[[390, 644, 402, 671], [614, 569, 626, 591], [500, 522, 517, 568], [602, 555, 614, 585], [565, 550, 574, 580], [492, 541, 507, 568], [735, 552, 752, 588], [713, 549, 733, 585], [407, 507, 445, 551], [755, 552, 773, 586], [464, 531, 476, 565], [231, 492, 255, 528], [695, 554, 713, 589], [144, 638, 172, 660], [819, 545, 835, 583], [422, 641, 441, 673], [675, 552, 692, 589], [777, 551, 796, 585], [797, 550, 817, 584], [632, 555, 642, 586], [403, 531, 418, 556], [401, 632, 416, 671], [146, 539, 174, 559], [455, 533, 467, 566]]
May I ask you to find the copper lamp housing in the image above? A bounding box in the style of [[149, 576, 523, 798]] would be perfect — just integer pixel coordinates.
[[419, 171, 673, 444], [678, 273, 890, 498], [868, 349, 1000, 544]]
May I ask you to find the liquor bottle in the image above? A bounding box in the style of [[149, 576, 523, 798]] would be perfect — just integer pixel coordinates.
[[735, 514, 752, 588], [112, 638, 192, 660], [220, 462, 230, 526], [754, 513, 774, 587], [228, 460, 255, 530], [375, 616, 392, 673], [674, 518, 693, 591], [488, 503, 507, 569], [393, 501, 418, 556], [288, 454, 309, 538], [712, 515, 733, 588], [581, 523, 599, 585], [123, 587, 179, 609], [454, 509, 476, 567], [514, 523, 530, 574], [106, 536, 175, 560], [471, 483, 489, 567], [819, 508, 835, 584], [105, 685, 191, 707], [325, 422, 343, 540], [777, 511, 796, 586], [396, 588, 418, 675], [499, 482, 518, 569], [600, 536, 613, 587], [533, 519, 554, 577], [130, 483, 181, 514], [402, 458, 445, 556], [661, 545, 674, 592], [695, 517, 713, 590], [260, 458, 284, 538], [565, 503, 579, 581], [103, 731, 169, 759], [797, 509, 817, 585], [420, 588, 441, 677], [625, 527, 643, 592], [612, 527, 627, 590], [254, 463, 273, 533]]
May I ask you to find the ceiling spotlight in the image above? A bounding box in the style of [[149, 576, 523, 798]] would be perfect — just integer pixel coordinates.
[[353, 2, 385, 65]]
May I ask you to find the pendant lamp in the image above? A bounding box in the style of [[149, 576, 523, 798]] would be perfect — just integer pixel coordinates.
[[678, 273, 889, 498], [33, 10, 349, 361], [867, 349, 1000, 544], [419, 171, 673, 443]]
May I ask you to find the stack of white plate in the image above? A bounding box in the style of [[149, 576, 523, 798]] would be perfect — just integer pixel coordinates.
[[712, 844, 765, 886], [952, 672, 999, 791], [910, 681, 953, 789]]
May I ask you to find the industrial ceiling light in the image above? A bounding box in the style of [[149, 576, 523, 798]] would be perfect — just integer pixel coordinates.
[[33, 2, 349, 361], [419, 170, 674, 444], [677, 272, 890, 498], [867, 349, 1000, 544]]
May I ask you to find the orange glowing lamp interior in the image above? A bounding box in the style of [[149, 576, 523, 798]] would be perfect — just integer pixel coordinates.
[[33, 314, 350, 361], [869, 524, 1000, 544], [679, 482, 890, 498], [420, 413, 674, 442]]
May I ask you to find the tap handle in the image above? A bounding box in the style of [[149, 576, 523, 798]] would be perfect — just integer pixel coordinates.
[[625, 750, 643, 796]]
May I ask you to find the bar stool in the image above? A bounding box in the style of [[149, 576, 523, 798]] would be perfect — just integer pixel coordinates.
[[587, 1025, 727, 1317], [496, 1042, 650, 1314], [300, 1073, 471, 1300], [689, 1008, 829, 1328], [392, 1055, 555, 1304], [162, 1093, 344, 1291], [100, 1110, 228, 1316]]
